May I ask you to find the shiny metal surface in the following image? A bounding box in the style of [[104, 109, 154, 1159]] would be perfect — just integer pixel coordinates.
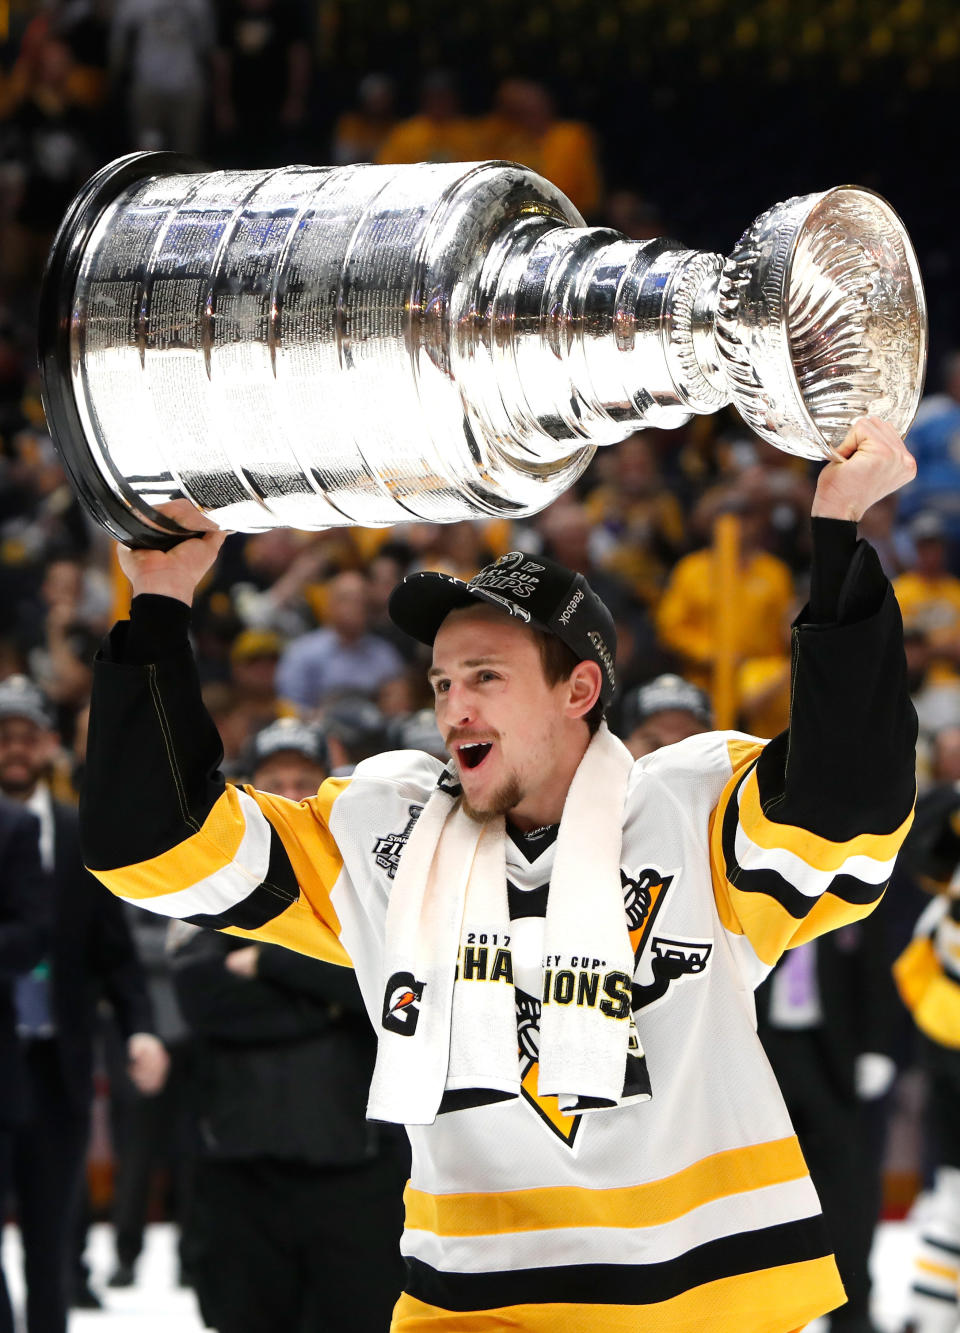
[[715, 186, 927, 461], [39, 154, 927, 546]]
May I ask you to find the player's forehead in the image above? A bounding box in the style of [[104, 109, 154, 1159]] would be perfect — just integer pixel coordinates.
[[430, 603, 539, 672]]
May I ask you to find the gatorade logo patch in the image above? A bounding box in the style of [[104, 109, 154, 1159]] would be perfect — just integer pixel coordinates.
[[381, 972, 426, 1035]]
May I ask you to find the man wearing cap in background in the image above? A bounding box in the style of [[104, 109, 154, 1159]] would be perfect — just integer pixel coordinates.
[[241, 715, 330, 802], [618, 672, 713, 759], [82, 418, 917, 1332], [0, 675, 166, 1333], [322, 695, 389, 775], [386, 708, 448, 763], [168, 714, 407, 1333]]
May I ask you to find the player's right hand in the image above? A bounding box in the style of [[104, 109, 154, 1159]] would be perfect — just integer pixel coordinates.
[[116, 500, 227, 606]]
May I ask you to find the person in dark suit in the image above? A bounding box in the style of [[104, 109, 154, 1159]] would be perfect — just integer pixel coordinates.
[[0, 676, 168, 1333], [0, 791, 48, 1333], [757, 908, 899, 1333]]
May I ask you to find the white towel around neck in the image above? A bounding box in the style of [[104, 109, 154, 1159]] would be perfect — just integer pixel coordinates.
[[366, 722, 641, 1125]]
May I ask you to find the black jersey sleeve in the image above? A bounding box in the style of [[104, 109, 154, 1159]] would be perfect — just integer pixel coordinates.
[[81, 595, 353, 967], [709, 520, 918, 966]]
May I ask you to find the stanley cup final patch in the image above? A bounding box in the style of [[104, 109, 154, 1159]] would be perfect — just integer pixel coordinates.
[[372, 804, 422, 880]]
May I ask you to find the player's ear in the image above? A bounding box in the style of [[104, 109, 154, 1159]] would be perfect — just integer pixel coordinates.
[[565, 661, 602, 720]]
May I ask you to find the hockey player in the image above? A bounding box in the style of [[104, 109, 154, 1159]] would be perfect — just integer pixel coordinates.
[[893, 775, 960, 1333], [81, 416, 916, 1333]]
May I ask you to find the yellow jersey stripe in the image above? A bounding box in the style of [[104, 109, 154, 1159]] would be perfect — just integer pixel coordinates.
[[224, 895, 352, 968], [737, 764, 913, 870], [894, 935, 940, 1016], [247, 778, 348, 904], [720, 880, 881, 968], [95, 783, 250, 900], [403, 1135, 807, 1237], [709, 739, 890, 963], [709, 798, 742, 937], [917, 1256, 960, 1282]]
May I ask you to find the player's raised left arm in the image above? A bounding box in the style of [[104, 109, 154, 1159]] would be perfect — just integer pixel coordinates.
[[710, 417, 918, 967]]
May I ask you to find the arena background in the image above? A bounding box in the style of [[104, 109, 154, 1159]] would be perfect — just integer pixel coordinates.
[[0, 1, 955, 1329]]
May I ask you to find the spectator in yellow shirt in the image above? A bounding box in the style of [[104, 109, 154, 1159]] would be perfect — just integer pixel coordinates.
[[655, 499, 795, 694], [583, 432, 687, 607], [735, 601, 801, 741], [893, 510, 960, 685], [477, 78, 602, 218], [376, 70, 479, 164]]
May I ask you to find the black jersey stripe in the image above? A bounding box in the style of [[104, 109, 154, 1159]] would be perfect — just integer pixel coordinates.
[[912, 1284, 959, 1304], [720, 771, 885, 917], [507, 879, 549, 920], [437, 1088, 516, 1115], [924, 1235, 960, 1259], [403, 1215, 830, 1311], [183, 825, 299, 930]]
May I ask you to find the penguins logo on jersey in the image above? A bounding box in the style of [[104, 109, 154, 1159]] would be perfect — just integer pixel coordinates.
[[382, 972, 426, 1035], [622, 865, 674, 958], [632, 936, 713, 1015], [513, 865, 677, 1148], [620, 865, 712, 1013]]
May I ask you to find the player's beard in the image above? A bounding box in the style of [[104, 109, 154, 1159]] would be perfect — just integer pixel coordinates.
[[461, 773, 523, 825]]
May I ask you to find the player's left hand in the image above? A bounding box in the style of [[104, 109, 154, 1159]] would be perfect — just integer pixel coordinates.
[[811, 416, 916, 523]]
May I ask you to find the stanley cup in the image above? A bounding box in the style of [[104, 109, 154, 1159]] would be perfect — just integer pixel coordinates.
[[38, 152, 927, 549]]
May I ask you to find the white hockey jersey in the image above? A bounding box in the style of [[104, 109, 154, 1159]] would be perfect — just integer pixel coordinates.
[[93, 731, 907, 1332], [83, 543, 917, 1332]]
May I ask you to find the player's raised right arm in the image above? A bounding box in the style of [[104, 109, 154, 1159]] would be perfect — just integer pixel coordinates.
[[81, 530, 353, 968]]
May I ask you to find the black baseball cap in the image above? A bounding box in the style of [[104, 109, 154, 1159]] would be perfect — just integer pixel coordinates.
[[388, 551, 618, 706], [624, 674, 713, 731], [0, 676, 54, 731], [386, 708, 448, 759], [322, 696, 387, 753], [249, 718, 329, 771]]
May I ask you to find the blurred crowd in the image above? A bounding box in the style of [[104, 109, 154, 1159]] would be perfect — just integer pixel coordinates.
[[0, 3, 959, 1333]]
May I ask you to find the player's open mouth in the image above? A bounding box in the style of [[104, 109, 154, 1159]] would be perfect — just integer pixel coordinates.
[[457, 742, 493, 771]]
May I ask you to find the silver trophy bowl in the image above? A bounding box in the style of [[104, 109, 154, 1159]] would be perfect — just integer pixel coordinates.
[[38, 153, 927, 548]]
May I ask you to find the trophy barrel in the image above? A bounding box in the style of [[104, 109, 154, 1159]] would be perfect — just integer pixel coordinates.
[[39, 154, 927, 548], [39, 153, 597, 548], [39, 152, 200, 549]]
